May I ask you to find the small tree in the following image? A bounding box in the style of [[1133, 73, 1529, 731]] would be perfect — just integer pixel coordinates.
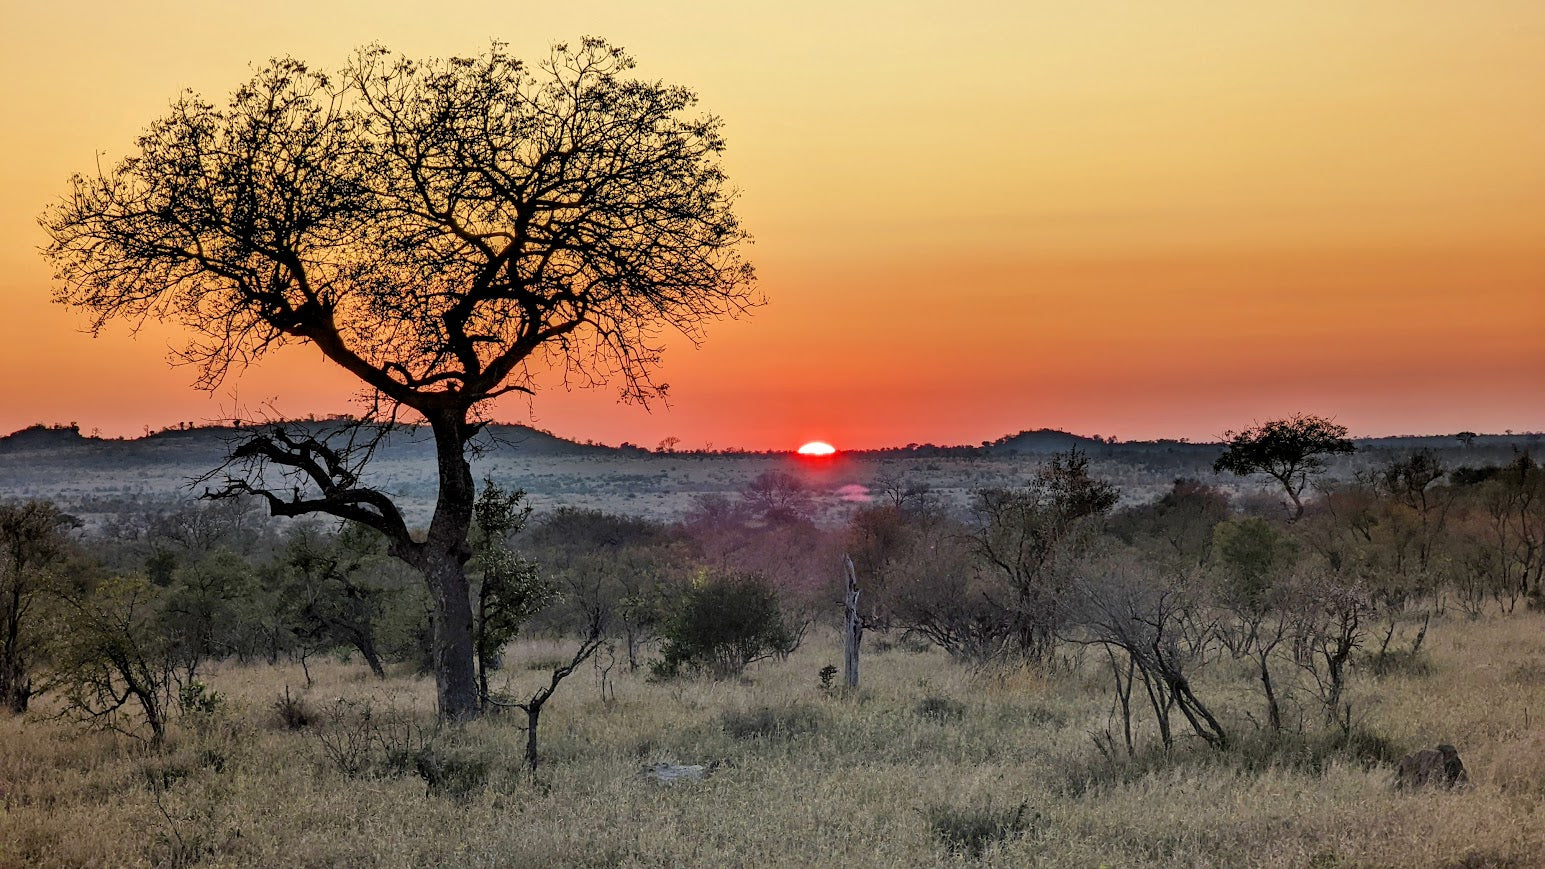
[[470, 482, 553, 710], [50, 576, 178, 745], [523, 507, 682, 671], [1214, 415, 1355, 520], [1212, 517, 1299, 730], [741, 470, 817, 526], [497, 605, 607, 772], [1066, 554, 1228, 752], [0, 501, 77, 713], [278, 523, 401, 679]]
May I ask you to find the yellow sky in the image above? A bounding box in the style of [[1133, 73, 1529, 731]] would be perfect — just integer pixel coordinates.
[[1, 2, 1541, 448]]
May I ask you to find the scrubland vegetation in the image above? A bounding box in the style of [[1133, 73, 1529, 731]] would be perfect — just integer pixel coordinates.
[[3, 439, 1545, 866]]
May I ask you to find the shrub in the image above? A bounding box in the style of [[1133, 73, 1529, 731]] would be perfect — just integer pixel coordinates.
[[177, 679, 225, 718], [925, 799, 1034, 858], [652, 573, 797, 679], [915, 695, 967, 722], [386, 744, 492, 801], [272, 687, 313, 730], [1366, 649, 1435, 678], [818, 664, 838, 692]]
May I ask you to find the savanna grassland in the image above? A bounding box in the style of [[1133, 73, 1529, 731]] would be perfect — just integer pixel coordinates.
[[4, 426, 1545, 867], [4, 614, 1545, 868]]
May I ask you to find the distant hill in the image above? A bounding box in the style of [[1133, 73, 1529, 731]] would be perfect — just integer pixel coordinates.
[[0, 423, 90, 450], [984, 428, 1105, 455], [0, 420, 611, 467]]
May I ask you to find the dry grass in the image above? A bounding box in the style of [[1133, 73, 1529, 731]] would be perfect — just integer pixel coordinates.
[[5, 613, 1545, 867]]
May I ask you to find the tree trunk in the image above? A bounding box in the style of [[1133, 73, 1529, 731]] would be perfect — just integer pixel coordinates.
[[843, 555, 861, 690], [2, 587, 30, 713], [524, 705, 541, 771], [476, 585, 490, 709], [422, 413, 480, 721], [424, 552, 479, 721], [353, 633, 386, 680], [1257, 650, 1281, 732]]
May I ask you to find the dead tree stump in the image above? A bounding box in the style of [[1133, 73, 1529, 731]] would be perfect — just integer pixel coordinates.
[[843, 555, 862, 690]]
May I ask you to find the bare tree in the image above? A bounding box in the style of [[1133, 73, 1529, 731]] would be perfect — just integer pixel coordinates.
[[42, 40, 757, 719], [489, 604, 608, 771], [1065, 554, 1228, 751]]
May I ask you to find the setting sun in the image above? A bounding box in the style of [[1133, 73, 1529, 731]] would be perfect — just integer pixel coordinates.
[[796, 441, 836, 456]]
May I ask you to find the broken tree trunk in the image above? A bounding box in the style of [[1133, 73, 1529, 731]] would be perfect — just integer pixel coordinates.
[[844, 554, 861, 690]]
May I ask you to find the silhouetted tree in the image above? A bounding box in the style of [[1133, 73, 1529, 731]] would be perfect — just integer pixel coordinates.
[[43, 40, 757, 719], [1214, 415, 1355, 520]]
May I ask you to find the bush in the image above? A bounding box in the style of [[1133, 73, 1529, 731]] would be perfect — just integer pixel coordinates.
[[272, 687, 313, 730], [386, 744, 492, 800], [915, 695, 967, 722], [925, 799, 1034, 858], [652, 573, 798, 679], [177, 679, 225, 717]]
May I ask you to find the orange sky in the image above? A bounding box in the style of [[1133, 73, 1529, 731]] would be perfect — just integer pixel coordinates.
[[1, 2, 1541, 450]]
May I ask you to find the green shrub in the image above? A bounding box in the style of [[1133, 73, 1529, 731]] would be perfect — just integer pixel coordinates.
[[652, 573, 797, 679]]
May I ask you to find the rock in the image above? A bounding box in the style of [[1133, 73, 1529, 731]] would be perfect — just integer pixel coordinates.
[[1395, 743, 1468, 790], [641, 761, 718, 785]]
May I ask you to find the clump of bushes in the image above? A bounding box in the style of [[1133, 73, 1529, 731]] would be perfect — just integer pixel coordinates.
[[307, 697, 497, 798], [652, 572, 799, 679], [386, 744, 492, 801]]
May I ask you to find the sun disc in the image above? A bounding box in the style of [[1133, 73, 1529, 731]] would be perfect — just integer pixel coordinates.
[[797, 441, 836, 456]]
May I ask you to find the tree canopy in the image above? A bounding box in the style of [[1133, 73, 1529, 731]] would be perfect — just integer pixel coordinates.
[[44, 39, 757, 415]]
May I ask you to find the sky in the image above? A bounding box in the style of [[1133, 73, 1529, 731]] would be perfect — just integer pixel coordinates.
[[1, 2, 1541, 450]]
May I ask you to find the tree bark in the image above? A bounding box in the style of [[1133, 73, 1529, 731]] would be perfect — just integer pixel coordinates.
[[524, 705, 541, 771], [421, 547, 478, 720], [420, 413, 480, 721]]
